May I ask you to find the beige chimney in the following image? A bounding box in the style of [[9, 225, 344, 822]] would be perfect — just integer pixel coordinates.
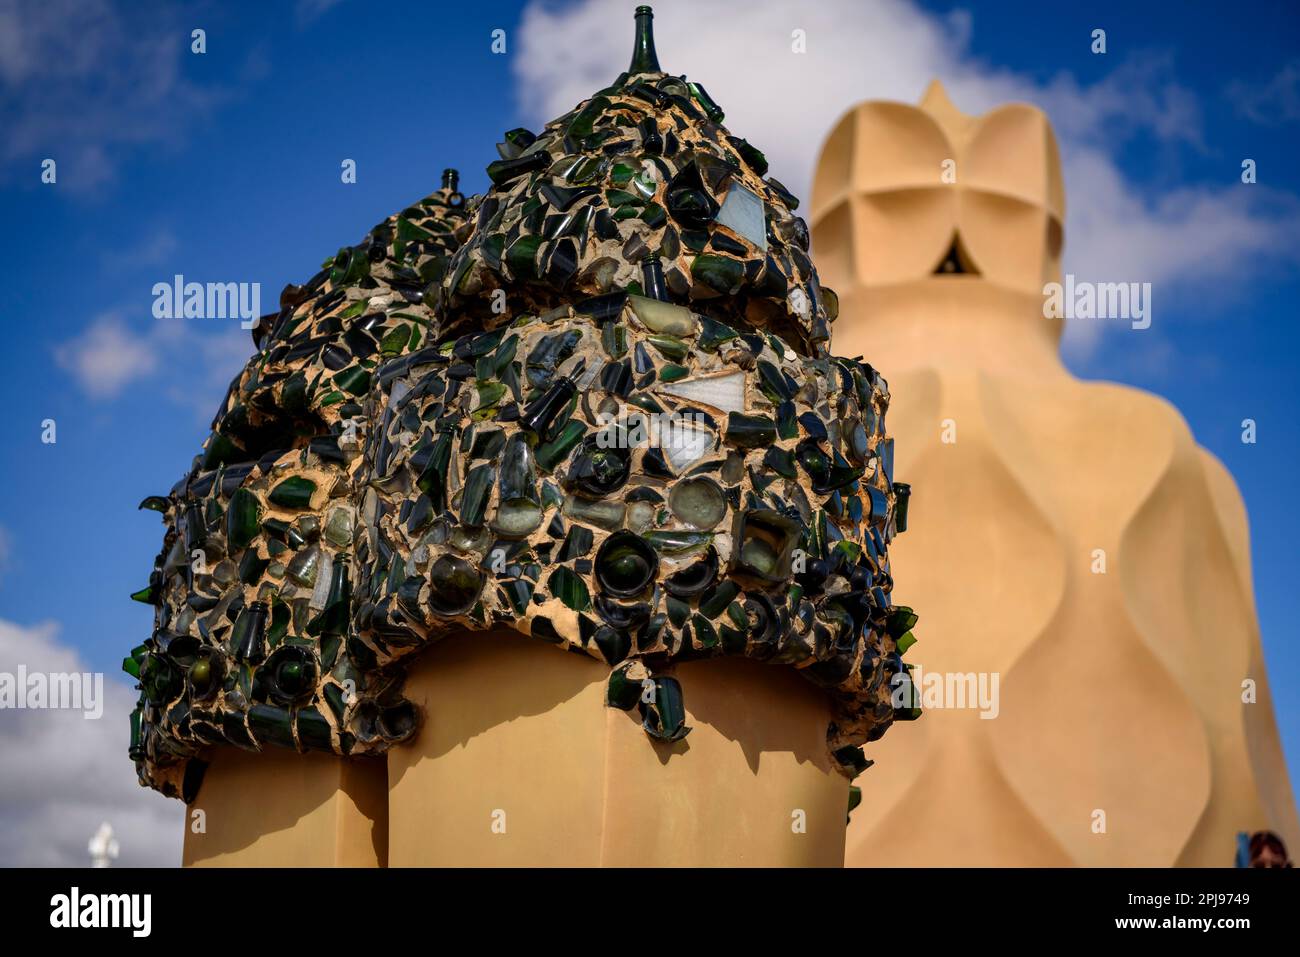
[[813, 82, 1299, 866]]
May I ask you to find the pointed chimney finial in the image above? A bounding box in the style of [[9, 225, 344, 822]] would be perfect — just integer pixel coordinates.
[[918, 79, 977, 145], [629, 6, 661, 74], [920, 79, 952, 109]]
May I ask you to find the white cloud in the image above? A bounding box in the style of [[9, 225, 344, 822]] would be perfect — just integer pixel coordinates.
[[162, 327, 257, 425], [55, 312, 160, 399], [0, 618, 183, 867], [55, 220, 252, 408], [55, 306, 250, 408], [1229, 59, 1300, 126], [1059, 153, 1300, 355], [0, 0, 238, 190], [101, 227, 178, 273], [513, 0, 1300, 359]]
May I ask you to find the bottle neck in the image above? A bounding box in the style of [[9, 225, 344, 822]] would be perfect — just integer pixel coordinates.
[[628, 6, 661, 74]]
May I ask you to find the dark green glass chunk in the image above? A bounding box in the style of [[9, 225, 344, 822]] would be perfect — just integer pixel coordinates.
[[692, 614, 718, 649], [639, 676, 690, 741], [690, 254, 743, 294], [500, 578, 535, 615], [568, 437, 631, 497], [460, 464, 495, 527], [140, 653, 181, 706], [698, 316, 738, 351], [268, 476, 316, 510], [296, 707, 333, 752], [607, 663, 644, 710], [535, 420, 587, 471], [558, 525, 595, 561], [699, 579, 740, 619], [262, 644, 318, 706], [893, 481, 911, 533], [226, 487, 262, 551], [122, 644, 147, 680], [333, 365, 371, 396], [548, 566, 591, 612], [248, 704, 295, 749], [428, 555, 485, 617], [230, 601, 269, 664], [688, 81, 724, 122], [887, 605, 919, 639], [658, 363, 689, 382], [725, 413, 776, 450], [568, 96, 612, 141], [486, 151, 549, 186], [238, 549, 270, 584], [506, 234, 543, 280], [418, 429, 457, 513], [733, 508, 801, 582], [647, 334, 688, 361], [595, 531, 659, 597], [540, 182, 599, 212], [763, 446, 797, 478]]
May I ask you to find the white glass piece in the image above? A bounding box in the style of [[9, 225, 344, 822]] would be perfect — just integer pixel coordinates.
[[716, 182, 767, 251], [310, 550, 334, 611], [575, 357, 605, 390], [658, 419, 716, 473], [656, 370, 746, 414]]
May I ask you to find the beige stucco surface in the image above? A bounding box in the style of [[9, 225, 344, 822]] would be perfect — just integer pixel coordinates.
[[183, 747, 387, 867], [813, 82, 1299, 867], [388, 628, 846, 866], [183, 627, 846, 866]]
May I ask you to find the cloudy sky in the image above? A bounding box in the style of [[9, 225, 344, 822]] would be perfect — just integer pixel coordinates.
[[0, 0, 1297, 865]]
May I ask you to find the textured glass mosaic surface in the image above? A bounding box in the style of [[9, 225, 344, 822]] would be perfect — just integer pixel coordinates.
[[127, 7, 918, 801]]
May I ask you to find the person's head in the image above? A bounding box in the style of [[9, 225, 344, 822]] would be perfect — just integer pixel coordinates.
[[1249, 831, 1292, 868]]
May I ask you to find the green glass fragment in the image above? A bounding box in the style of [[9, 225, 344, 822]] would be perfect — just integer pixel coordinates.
[[658, 364, 689, 382], [268, 476, 316, 510], [548, 566, 591, 612], [690, 254, 743, 294], [380, 324, 411, 354], [535, 420, 586, 471], [333, 365, 371, 396], [647, 334, 689, 361], [225, 487, 261, 551]]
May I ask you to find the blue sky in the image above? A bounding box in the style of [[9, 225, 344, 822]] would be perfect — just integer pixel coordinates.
[[0, 0, 1297, 863]]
